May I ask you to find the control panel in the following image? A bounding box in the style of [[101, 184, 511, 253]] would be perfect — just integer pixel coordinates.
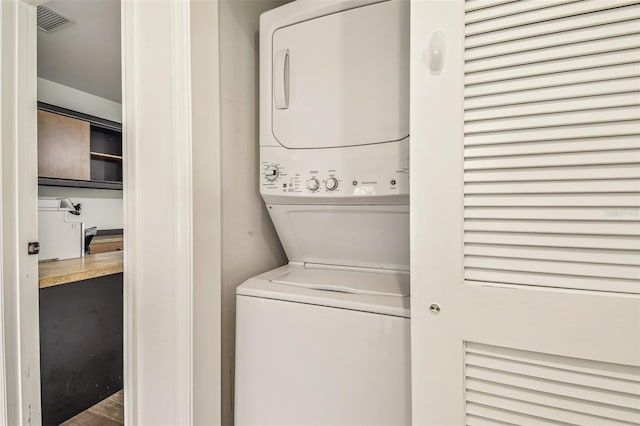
[[260, 139, 409, 202]]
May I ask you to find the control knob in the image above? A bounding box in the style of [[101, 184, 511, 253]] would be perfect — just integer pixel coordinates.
[[265, 165, 279, 182], [306, 178, 320, 192], [325, 177, 339, 191]]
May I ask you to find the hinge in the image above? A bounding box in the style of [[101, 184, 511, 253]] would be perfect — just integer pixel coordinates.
[[27, 242, 40, 255]]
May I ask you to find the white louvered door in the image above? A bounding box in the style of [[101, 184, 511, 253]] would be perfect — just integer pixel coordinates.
[[410, 0, 640, 424]]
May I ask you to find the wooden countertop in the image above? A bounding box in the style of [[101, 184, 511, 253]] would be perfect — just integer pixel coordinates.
[[39, 251, 123, 289]]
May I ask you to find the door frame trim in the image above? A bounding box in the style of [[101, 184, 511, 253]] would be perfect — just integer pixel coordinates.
[[0, 1, 41, 424], [121, 1, 195, 424], [121, 0, 222, 424], [1, 0, 222, 424]]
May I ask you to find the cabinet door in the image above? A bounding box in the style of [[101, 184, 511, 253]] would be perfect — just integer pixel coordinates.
[[37, 109, 90, 180], [410, 0, 640, 424]]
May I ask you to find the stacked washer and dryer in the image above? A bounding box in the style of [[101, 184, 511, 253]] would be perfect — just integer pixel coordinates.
[[234, 0, 410, 424]]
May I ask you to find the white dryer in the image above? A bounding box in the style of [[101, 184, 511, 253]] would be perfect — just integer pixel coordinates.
[[235, 0, 410, 424]]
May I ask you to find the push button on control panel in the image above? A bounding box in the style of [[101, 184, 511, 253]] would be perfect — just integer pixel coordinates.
[[306, 178, 320, 191], [325, 177, 339, 191]]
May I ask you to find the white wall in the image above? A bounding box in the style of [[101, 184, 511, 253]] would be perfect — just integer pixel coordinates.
[[38, 186, 123, 230], [191, 0, 222, 423], [219, 1, 288, 424], [37, 78, 122, 123]]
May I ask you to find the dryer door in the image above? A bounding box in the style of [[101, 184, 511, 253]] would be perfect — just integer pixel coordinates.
[[271, 0, 409, 149]]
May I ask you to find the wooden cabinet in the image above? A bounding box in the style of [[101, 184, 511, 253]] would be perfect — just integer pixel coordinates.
[[37, 103, 123, 190], [37, 110, 91, 181], [39, 273, 123, 425], [89, 234, 124, 254]]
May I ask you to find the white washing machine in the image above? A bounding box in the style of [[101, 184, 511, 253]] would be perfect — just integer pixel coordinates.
[[235, 0, 410, 424], [235, 265, 410, 426]]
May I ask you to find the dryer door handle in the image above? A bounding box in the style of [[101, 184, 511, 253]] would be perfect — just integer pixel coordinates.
[[274, 49, 290, 110]]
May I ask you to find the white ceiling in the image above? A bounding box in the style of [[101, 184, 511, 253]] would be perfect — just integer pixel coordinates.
[[38, 0, 121, 103]]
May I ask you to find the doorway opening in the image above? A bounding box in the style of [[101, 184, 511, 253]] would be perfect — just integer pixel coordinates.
[[35, 1, 124, 424]]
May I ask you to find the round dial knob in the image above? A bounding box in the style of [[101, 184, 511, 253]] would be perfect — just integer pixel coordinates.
[[325, 177, 339, 191], [306, 178, 320, 192], [265, 165, 279, 181]]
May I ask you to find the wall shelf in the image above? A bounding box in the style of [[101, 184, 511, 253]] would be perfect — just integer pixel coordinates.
[[38, 177, 123, 190]]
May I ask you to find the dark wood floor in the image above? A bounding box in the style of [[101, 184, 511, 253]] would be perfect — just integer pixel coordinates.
[[61, 390, 124, 426]]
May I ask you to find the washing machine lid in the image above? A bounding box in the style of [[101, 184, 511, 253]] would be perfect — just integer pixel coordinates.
[[267, 204, 410, 271], [271, 267, 409, 297], [237, 264, 410, 318]]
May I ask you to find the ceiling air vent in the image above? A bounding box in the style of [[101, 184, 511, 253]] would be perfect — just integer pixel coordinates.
[[37, 5, 74, 33]]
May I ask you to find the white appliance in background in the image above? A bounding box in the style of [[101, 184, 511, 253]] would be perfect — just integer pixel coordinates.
[[38, 198, 84, 261], [234, 1, 410, 425]]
